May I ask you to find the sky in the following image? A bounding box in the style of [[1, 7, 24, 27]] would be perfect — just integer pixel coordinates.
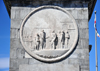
[[0, 0, 100, 71]]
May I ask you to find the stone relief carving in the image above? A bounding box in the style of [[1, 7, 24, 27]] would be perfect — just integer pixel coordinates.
[[30, 30, 70, 51], [34, 34, 40, 50], [50, 30, 57, 49], [20, 6, 78, 62], [61, 31, 65, 48], [34, 30, 70, 50], [65, 30, 70, 48], [40, 30, 46, 49]]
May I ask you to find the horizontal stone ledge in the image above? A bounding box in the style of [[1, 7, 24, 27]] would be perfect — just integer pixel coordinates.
[[19, 64, 80, 71], [68, 58, 89, 65]]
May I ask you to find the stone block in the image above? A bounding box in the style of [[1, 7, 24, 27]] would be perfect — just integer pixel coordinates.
[[82, 9, 88, 19], [76, 19, 88, 29], [25, 52, 32, 58], [9, 68, 19, 71], [71, 9, 78, 19], [11, 7, 31, 19], [10, 46, 25, 58], [81, 65, 89, 70], [28, 58, 42, 64], [77, 8, 88, 20], [10, 28, 20, 38], [81, 70, 89, 71], [77, 39, 89, 49], [16, 48, 25, 58], [79, 28, 89, 39], [10, 38, 23, 49], [61, 58, 68, 64], [68, 58, 89, 65], [10, 6, 89, 71], [11, 19, 22, 28], [27, 53, 69, 64], [10, 48, 17, 58], [10, 59, 29, 69], [68, 49, 89, 60], [77, 9, 83, 19], [19, 64, 79, 71], [15, 9, 20, 19], [65, 8, 88, 20], [11, 9, 15, 19], [70, 49, 89, 59], [65, 8, 77, 19], [69, 53, 79, 59], [68, 58, 79, 64], [20, 9, 31, 19], [10, 59, 18, 69]]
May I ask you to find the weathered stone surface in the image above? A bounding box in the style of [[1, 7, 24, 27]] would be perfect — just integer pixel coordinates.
[[68, 58, 89, 65], [25, 52, 32, 58], [11, 9, 15, 19], [10, 59, 29, 69], [19, 64, 79, 71], [77, 9, 88, 19], [9, 2, 90, 71], [77, 39, 89, 49], [20, 8, 32, 19], [11, 7, 32, 20], [10, 28, 20, 38], [16, 48, 25, 58], [28, 58, 43, 64], [11, 19, 22, 28], [76, 19, 88, 29], [10, 43, 25, 58], [10, 48, 17, 58], [10, 38, 23, 49], [81, 65, 89, 70], [65, 8, 88, 20], [66, 8, 77, 19], [9, 68, 19, 71], [20, 6, 78, 62], [79, 29, 89, 39], [69, 49, 89, 59]]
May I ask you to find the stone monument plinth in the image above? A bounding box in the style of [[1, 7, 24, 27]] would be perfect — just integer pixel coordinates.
[[4, 0, 96, 71]]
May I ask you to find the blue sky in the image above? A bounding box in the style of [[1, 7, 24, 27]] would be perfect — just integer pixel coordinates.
[[89, 0, 100, 71], [0, 0, 10, 71], [0, 0, 100, 71]]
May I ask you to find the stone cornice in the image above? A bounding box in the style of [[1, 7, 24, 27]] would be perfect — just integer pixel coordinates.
[[3, 0, 96, 20]]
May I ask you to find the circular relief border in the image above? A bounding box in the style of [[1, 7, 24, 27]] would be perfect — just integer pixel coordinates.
[[20, 6, 79, 62]]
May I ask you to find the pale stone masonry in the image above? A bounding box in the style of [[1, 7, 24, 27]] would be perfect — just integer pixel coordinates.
[[4, 0, 96, 71]]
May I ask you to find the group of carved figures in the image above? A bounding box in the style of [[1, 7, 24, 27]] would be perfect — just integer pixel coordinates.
[[34, 30, 70, 50]]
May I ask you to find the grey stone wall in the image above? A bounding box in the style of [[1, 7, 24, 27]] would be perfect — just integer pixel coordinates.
[[10, 6, 89, 71]]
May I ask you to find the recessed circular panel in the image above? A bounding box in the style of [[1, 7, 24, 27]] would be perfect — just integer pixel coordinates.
[[20, 6, 78, 62]]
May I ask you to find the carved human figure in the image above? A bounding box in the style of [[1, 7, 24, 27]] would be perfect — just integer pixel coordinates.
[[65, 30, 70, 48], [40, 30, 46, 49], [50, 30, 57, 49], [61, 31, 65, 48], [57, 31, 62, 49], [35, 34, 40, 50]]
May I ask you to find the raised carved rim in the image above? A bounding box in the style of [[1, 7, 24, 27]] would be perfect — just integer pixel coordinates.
[[20, 6, 78, 62]]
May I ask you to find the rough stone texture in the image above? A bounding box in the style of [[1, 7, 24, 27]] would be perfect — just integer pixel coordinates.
[[19, 64, 79, 71], [10, 28, 20, 38], [19, 6, 78, 62], [9, 1, 90, 71]]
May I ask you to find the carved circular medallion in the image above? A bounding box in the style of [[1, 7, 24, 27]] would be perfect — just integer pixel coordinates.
[[20, 6, 78, 62]]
